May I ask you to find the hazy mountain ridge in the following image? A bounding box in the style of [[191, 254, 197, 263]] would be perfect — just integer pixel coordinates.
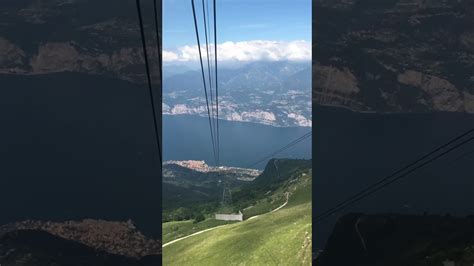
[[313, 0, 474, 113], [0, 1, 311, 127], [163, 61, 312, 127]]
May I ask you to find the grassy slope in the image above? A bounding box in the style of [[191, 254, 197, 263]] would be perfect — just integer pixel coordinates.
[[162, 219, 237, 244], [163, 169, 312, 265], [242, 171, 312, 219], [237, 159, 312, 219]]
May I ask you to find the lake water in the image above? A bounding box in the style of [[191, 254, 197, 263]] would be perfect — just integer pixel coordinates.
[[163, 115, 312, 169]]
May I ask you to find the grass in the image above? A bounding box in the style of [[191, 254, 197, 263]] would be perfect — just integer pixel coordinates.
[[163, 203, 311, 265], [241, 193, 286, 219], [242, 168, 312, 218], [162, 219, 237, 244], [163, 170, 312, 265]]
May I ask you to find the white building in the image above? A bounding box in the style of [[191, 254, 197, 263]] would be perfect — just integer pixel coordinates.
[[215, 211, 243, 221]]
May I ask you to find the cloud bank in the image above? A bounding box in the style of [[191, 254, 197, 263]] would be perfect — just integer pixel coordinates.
[[163, 40, 311, 62]]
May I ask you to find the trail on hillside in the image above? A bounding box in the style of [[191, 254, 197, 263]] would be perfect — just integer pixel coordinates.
[[248, 192, 289, 221], [163, 224, 228, 247], [164, 192, 290, 246], [271, 192, 289, 213]]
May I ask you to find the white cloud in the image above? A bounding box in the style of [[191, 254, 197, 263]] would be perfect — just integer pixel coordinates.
[[163, 50, 179, 61], [163, 40, 311, 62]]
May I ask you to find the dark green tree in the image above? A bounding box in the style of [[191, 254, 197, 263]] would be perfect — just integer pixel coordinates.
[[193, 214, 205, 223]]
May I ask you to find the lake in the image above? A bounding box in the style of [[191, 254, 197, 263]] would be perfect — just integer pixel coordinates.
[[163, 115, 312, 169]]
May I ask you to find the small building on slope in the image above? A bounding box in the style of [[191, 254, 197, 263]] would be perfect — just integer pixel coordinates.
[[215, 211, 243, 221]]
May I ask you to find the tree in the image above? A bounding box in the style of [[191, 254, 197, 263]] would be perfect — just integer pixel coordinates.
[[193, 214, 205, 224], [173, 207, 192, 221]]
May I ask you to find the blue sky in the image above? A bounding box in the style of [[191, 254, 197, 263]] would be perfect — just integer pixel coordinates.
[[163, 0, 311, 51]]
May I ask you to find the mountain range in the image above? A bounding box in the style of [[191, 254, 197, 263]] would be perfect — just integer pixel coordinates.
[[2, 0, 474, 116], [0, 0, 311, 128], [163, 61, 312, 127]]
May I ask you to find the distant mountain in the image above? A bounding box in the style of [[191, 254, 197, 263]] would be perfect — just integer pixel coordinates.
[[0, 1, 311, 127], [313, 0, 474, 113], [162, 64, 195, 79], [163, 61, 312, 127], [164, 61, 309, 94]]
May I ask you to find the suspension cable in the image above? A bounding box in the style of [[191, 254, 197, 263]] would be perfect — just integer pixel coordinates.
[[136, 0, 162, 163], [191, 0, 218, 164]]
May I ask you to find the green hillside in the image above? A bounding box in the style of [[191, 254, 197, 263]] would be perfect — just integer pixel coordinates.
[[162, 162, 254, 222], [235, 159, 311, 219], [162, 160, 312, 265], [162, 219, 237, 244], [162, 159, 310, 222]]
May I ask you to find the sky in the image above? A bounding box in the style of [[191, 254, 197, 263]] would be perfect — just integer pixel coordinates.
[[163, 0, 311, 63]]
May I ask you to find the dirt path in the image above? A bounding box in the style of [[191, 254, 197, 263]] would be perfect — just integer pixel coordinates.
[[271, 192, 289, 213], [164, 180, 291, 247], [164, 194, 291, 247], [248, 192, 289, 220], [162, 224, 228, 247]]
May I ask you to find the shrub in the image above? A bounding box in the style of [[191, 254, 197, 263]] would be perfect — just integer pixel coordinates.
[[193, 214, 205, 224]]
